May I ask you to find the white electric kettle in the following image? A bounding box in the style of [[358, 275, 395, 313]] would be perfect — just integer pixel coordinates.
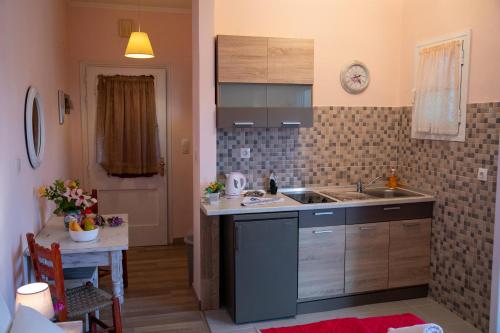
[[225, 172, 247, 196]]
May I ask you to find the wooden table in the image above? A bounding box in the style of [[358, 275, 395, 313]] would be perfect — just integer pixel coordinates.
[[24, 214, 129, 303]]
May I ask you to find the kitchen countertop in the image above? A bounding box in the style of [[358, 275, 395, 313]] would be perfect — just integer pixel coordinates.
[[201, 185, 435, 216]]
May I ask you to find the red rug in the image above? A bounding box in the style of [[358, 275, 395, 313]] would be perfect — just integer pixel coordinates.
[[260, 313, 426, 333]]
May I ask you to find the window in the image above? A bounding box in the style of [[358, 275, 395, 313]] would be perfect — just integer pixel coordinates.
[[411, 31, 471, 142]]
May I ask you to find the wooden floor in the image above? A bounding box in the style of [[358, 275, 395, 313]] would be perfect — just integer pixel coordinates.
[[100, 245, 210, 333]]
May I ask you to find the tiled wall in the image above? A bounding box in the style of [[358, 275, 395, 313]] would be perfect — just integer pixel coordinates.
[[399, 103, 500, 331], [217, 106, 401, 189], [217, 102, 499, 332]]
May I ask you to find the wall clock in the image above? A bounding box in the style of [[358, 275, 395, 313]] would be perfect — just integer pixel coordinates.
[[340, 61, 370, 94]]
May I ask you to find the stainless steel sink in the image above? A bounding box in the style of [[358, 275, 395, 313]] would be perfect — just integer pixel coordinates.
[[322, 191, 374, 201], [321, 187, 423, 202], [362, 188, 423, 198]]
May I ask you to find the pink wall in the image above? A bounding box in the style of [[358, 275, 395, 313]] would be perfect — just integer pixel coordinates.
[[399, 0, 500, 104], [0, 0, 71, 308], [214, 0, 404, 107], [66, 6, 193, 240], [192, 0, 216, 297]]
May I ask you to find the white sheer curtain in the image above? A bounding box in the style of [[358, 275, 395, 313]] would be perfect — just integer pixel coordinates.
[[414, 40, 462, 135]]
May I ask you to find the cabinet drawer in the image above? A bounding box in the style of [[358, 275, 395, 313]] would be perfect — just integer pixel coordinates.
[[216, 107, 268, 128], [345, 222, 389, 293], [298, 225, 345, 300], [299, 209, 345, 228], [346, 202, 433, 225], [389, 219, 431, 288]]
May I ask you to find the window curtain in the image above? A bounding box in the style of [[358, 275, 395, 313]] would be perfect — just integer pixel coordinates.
[[96, 75, 160, 177], [414, 40, 462, 135]]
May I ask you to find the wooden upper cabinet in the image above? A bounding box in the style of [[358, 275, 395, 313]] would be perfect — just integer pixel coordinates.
[[217, 35, 268, 83], [268, 37, 314, 84]]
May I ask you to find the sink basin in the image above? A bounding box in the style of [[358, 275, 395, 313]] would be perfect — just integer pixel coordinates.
[[321, 191, 375, 201], [362, 188, 423, 198], [321, 188, 423, 202]]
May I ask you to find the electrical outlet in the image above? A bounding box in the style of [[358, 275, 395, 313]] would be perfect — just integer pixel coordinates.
[[240, 148, 251, 159], [478, 168, 488, 181]]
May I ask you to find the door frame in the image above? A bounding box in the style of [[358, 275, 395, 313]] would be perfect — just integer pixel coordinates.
[[79, 62, 174, 244]]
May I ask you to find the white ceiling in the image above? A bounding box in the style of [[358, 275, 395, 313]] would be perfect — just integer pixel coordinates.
[[68, 0, 192, 11]]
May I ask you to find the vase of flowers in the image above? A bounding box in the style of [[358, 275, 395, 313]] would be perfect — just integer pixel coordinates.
[[205, 182, 224, 204], [39, 180, 97, 229]]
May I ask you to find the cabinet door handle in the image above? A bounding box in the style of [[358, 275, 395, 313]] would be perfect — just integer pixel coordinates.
[[234, 225, 241, 251], [233, 122, 255, 127], [383, 206, 401, 211], [359, 226, 376, 231], [313, 230, 333, 234], [402, 222, 420, 227], [314, 211, 334, 216], [281, 121, 301, 127]]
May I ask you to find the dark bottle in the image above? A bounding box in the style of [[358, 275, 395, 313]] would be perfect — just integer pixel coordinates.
[[269, 172, 278, 195]]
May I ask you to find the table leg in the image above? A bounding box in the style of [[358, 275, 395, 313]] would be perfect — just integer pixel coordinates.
[[22, 254, 30, 284], [109, 251, 124, 304]]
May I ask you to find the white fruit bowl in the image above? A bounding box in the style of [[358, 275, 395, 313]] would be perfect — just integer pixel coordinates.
[[69, 228, 99, 242]]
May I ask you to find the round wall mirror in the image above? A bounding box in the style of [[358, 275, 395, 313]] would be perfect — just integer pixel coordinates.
[[25, 86, 45, 169]]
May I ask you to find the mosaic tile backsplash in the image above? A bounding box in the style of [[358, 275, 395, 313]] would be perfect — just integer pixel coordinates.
[[217, 103, 499, 332], [399, 103, 499, 332], [217, 106, 401, 189]]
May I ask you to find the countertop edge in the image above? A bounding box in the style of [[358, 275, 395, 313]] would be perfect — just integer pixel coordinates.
[[201, 195, 436, 216]]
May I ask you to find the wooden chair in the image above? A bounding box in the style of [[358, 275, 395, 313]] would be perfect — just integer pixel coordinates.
[[26, 233, 123, 333], [91, 189, 129, 289]]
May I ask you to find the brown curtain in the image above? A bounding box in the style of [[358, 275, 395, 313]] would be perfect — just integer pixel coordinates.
[[96, 75, 160, 177]]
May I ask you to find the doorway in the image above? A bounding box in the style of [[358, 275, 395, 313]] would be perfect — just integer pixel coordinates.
[[81, 65, 170, 246]]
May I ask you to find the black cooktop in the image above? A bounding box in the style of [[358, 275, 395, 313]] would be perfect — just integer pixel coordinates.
[[282, 191, 335, 204]]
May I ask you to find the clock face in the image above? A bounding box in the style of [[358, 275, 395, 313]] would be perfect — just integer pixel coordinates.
[[340, 61, 370, 94]]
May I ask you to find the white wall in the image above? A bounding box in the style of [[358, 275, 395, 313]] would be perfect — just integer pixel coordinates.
[[399, 0, 500, 104], [490, 143, 500, 332], [0, 0, 72, 309], [214, 0, 404, 107], [192, 0, 216, 297]]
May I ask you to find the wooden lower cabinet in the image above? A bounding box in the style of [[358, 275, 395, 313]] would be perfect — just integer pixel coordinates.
[[345, 222, 389, 294], [298, 225, 345, 299], [389, 219, 431, 288]]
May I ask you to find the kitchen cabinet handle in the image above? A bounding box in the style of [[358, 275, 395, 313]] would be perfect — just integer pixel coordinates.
[[359, 226, 376, 231], [314, 211, 334, 216], [235, 225, 241, 251], [383, 206, 401, 211], [281, 121, 301, 127], [233, 122, 255, 127], [402, 222, 420, 227], [313, 230, 333, 234]]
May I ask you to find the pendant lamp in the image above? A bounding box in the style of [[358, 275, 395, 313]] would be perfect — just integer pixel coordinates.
[[125, 1, 154, 59]]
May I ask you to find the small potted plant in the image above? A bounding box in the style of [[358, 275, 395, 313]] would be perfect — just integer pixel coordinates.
[[39, 179, 97, 228], [205, 182, 224, 204]]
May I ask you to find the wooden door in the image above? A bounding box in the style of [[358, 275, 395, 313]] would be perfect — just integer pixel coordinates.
[[389, 219, 431, 288], [298, 225, 345, 300], [84, 66, 168, 246], [217, 35, 268, 83], [345, 222, 389, 293], [268, 37, 314, 84]]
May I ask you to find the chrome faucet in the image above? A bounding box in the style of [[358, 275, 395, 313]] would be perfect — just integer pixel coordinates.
[[355, 175, 384, 193]]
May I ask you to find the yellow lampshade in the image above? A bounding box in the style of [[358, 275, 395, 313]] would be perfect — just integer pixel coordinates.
[[15, 282, 54, 319], [125, 31, 155, 59]]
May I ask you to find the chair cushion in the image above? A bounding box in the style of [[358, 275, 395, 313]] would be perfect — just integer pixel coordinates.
[[9, 305, 64, 333], [66, 285, 113, 319], [0, 295, 12, 333]]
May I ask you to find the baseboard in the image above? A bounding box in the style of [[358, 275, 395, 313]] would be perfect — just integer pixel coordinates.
[[297, 285, 429, 314]]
